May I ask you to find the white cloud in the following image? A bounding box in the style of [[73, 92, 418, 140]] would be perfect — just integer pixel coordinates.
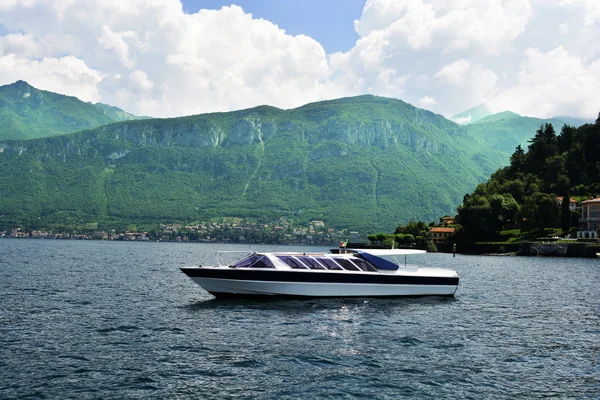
[[417, 95, 437, 109], [0, 1, 330, 117], [129, 70, 154, 92], [453, 115, 472, 125], [354, 0, 533, 53], [0, 54, 102, 101], [489, 46, 600, 118], [98, 25, 134, 69], [333, 0, 598, 119], [560, 0, 600, 26], [0, 0, 598, 120], [0, 33, 41, 57], [434, 59, 472, 87], [559, 22, 569, 35], [433, 60, 498, 112], [326, 0, 536, 118]]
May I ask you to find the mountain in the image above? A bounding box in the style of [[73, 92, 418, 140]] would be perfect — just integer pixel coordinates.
[[0, 95, 511, 233], [0, 81, 141, 140], [2, 86, 579, 233], [550, 115, 591, 127], [451, 104, 492, 125], [452, 105, 590, 130], [474, 110, 521, 124], [465, 111, 590, 155], [93, 103, 148, 122]]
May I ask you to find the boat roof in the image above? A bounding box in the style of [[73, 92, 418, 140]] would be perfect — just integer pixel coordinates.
[[238, 249, 427, 257], [351, 249, 426, 256], [215, 248, 431, 272], [217, 249, 426, 257]]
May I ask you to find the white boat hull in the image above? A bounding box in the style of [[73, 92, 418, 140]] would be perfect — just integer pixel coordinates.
[[186, 275, 458, 297]]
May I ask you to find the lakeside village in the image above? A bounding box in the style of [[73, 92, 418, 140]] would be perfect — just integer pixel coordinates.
[[3, 197, 600, 257], [0, 218, 365, 245]]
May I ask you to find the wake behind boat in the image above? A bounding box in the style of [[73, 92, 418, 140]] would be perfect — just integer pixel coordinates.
[[180, 249, 459, 298]]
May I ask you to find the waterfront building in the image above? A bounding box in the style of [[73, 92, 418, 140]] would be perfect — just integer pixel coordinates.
[[429, 227, 455, 244], [556, 196, 580, 213], [577, 198, 600, 239]]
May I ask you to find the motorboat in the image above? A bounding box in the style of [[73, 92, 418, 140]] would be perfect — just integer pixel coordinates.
[[180, 249, 459, 298]]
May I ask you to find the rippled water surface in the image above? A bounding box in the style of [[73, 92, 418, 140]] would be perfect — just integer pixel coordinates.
[[1, 240, 598, 399]]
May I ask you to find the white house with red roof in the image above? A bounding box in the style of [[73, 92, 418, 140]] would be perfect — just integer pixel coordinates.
[[429, 227, 455, 244], [556, 196, 580, 212]]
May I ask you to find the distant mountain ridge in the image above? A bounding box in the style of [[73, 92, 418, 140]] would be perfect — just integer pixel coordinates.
[[452, 104, 591, 129], [451, 104, 493, 124], [464, 111, 592, 155], [93, 102, 149, 122], [0, 80, 143, 140]]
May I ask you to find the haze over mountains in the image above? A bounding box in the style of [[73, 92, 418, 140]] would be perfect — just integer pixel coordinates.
[[0, 81, 591, 233]]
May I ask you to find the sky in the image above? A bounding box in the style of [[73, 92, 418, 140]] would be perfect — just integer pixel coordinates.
[[0, 0, 598, 121]]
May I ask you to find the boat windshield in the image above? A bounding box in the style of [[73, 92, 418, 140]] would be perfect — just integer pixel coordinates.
[[233, 255, 275, 269]]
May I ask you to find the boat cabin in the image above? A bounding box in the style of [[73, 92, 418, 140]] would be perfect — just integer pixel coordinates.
[[229, 252, 378, 272]]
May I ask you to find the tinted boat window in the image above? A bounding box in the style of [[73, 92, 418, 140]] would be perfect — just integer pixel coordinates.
[[334, 258, 360, 271], [352, 258, 377, 272], [234, 255, 275, 268], [295, 256, 326, 269], [276, 256, 308, 269], [319, 258, 343, 270]]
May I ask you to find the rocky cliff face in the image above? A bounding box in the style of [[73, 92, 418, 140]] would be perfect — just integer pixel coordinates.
[[0, 110, 458, 167], [95, 120, 227, 149]]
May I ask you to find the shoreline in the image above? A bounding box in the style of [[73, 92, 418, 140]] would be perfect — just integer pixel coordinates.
[[441, 241, 600, 259]]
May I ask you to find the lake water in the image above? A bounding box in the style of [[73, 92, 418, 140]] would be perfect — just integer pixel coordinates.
[[1, 240, 598, 399]]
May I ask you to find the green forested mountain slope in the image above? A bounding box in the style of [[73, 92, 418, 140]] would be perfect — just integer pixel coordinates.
[[0, 81, 140, 140], [0, 95, 510, 232], [2, 90, 586, 233]]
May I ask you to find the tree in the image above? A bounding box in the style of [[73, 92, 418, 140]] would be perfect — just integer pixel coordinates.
[[489, 193, 520, 233], [394, 233, 415, 246], [557, 124, 577, 154], [368, 233, 393, 247], [456, 116, 600, 239], [542, 154, 569, 193], [519, 192, 559, 233], [395, 221, 428, 237], [581, 122, 600, 184], [394, 221, 430, 248], [561, 195, 571, 234], [527, 123, 558, 175], [456, 193, 519, 239], [503, 179, 525, 204], [509, 144, 526, 172], [456, 195, 492, 239]]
